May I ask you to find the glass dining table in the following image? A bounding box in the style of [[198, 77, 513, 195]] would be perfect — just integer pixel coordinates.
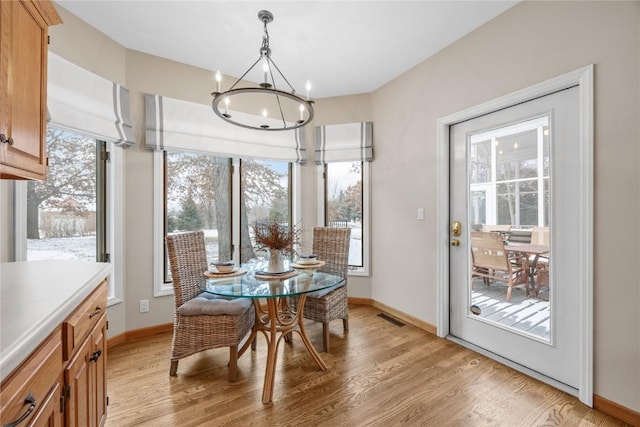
[[200, 262, 345, 404]]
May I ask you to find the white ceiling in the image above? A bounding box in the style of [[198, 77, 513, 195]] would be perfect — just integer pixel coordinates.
[[55, 1, 518, 99]]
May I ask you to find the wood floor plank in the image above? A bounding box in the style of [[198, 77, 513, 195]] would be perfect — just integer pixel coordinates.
[[105, 305, 629, 426]]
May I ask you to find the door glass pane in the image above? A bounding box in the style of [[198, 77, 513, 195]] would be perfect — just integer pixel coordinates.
[[27, 128, 97, 261], [468, 117, 551, 342], [325, 161, 362, 267], [240, 160, 291, 263], [165, 152, 232, 273], [470, 190, 487, 227], [470, 139, 491, 184]]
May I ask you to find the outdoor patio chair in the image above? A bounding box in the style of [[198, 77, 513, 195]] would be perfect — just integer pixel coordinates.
[[470, 231, 528, 301], [166, 231, 256, 381]]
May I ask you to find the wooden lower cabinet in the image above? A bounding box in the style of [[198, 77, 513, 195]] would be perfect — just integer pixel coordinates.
[[29, 382, 63, 427], [0, 279, 108, 427], [0, 329, 63, 427], [64, 314, 107, 427]]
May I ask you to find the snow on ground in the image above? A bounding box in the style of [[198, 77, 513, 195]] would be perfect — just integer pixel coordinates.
[[26, 226, 362, 264], [27, 236, 97, 261]]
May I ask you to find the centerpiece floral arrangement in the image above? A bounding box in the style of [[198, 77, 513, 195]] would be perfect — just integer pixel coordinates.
[[250, 218, 300, 273], [250, 219, 300, 256]]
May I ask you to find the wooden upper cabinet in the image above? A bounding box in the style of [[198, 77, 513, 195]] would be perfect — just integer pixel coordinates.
[[0, 0, 61, 180]]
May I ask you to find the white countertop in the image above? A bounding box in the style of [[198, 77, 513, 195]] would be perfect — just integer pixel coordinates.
[[0, 260, 112, 382]]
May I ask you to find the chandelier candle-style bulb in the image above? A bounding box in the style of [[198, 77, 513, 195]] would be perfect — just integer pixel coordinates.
[[210, 10, 315, 131], [223, 97, 230, 116]]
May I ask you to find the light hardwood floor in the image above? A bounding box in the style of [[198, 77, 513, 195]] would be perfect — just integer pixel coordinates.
[[105, 305, 627, 426]]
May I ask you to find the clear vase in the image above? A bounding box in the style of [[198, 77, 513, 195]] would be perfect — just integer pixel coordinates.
[[267, 248, 287, 273]]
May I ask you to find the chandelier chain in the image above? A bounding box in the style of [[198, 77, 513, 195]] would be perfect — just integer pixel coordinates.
[[262, 18, 270, 50]]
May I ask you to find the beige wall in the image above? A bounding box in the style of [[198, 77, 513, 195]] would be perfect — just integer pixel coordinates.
[[1, 0, 637, 413], [370, 0, 639, 412]]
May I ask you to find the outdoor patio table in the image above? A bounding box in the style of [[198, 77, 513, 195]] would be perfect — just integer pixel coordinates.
[[504, 243, 549, 296]]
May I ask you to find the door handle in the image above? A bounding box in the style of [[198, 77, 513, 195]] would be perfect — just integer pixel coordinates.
[[451, 220, 462, 236]]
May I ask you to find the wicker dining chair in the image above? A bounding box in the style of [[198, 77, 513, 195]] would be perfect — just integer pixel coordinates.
[[166, 231, 256, 381], [291, 227, 351, 352]]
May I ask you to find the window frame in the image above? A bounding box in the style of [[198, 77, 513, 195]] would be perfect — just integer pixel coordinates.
[[14, 132, 124, 306], [469, 116, 549, 227], [317, 161, 371, 276], [153, 150, 299, 296]]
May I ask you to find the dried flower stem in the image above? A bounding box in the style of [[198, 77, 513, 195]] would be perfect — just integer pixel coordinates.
[[250, 220, 300, 256]]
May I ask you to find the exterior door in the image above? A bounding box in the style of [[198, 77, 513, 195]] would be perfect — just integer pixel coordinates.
[[449, 85, 583, 392]]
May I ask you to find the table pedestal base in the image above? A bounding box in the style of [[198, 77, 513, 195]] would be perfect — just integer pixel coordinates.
[[253, 294, 327, 404]]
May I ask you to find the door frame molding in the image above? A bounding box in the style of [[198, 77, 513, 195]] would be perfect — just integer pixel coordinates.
[[435, 65, 594, 405]]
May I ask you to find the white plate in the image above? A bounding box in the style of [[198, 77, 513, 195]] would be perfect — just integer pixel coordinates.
[[298, 259, 320, 265], [208, 267, 238, 275]]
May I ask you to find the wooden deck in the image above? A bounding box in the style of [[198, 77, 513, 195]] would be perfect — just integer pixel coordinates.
[[471, 278, 550, 340]]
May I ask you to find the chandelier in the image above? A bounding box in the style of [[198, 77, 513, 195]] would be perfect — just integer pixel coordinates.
[[211, 10, 315, 131]]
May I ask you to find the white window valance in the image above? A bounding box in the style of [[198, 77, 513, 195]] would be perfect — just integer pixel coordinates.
[[144, 94, 306, 163], [47, 53, 134, 147], [315, 122, 373, 164]]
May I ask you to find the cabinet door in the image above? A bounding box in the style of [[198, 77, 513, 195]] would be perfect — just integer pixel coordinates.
[[93, 315, 107, 427], [64, 331, 91, 427], [0, 0, 49, 179], [64, 314, 107, 427], [27, 382, 63, 427]]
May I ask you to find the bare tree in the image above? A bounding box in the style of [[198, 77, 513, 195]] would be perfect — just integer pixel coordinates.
[[166, 154, 287, 261], [27, 128, 96, 239]]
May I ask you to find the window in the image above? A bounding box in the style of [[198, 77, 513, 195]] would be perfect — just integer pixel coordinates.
[[15, 126, 124, 304], [155, 151, 294, 295], [163, 151, 232, 283], [25, 128, 104, 261], [240, 159, 292, 263], [469, 116, 549, 228], [319, 160, 370, 275]]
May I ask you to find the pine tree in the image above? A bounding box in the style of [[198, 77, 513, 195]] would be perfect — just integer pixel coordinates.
[[176, 197, 204, 231]]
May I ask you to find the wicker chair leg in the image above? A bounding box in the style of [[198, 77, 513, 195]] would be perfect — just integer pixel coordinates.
[[322, 322, 330, 353], [228, 345, 238, 382], [169, 360, 178, 376], [343, 317, 349, 331]]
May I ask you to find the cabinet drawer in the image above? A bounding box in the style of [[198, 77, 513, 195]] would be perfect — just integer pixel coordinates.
[[63, 280, 107, 361], [0, 328, 62, 426]]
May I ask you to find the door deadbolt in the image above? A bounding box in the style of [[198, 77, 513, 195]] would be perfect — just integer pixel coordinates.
[[451, 220, 462, 236], [451, 239, 460, 246]]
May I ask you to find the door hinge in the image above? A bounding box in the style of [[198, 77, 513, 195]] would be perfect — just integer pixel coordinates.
[[106, 320, 109, 330], [101, 151, 110, 162], [48, 35, 51, 45], [60, 394, 65, 413], [104, 253, 110, 263], [107, 396, 109, 406], [65, 384, 71, 400]]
